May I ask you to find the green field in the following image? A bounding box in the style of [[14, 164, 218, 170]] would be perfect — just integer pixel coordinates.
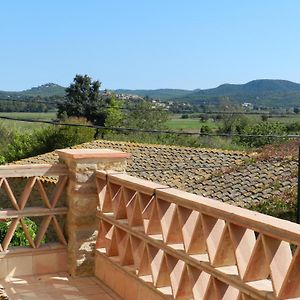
[[0, 112, 56, 132], [243, 114, 300, 124], [1, 112, 300, 134], [166, 114, 300, 132], [268, 115, 300, 123], [165, 118, 219, 131]]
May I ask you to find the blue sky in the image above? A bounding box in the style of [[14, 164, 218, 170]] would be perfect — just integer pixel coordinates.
[[1, 1, 300, 90]]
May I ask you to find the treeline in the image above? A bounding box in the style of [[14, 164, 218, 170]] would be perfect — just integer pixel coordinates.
[[2, 74, 298, 164], [0, 100, 51, 112], [0, 96, 63, 112]]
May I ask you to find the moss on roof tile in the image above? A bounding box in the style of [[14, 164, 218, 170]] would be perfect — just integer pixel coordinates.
[[11, 139, 296, 207]]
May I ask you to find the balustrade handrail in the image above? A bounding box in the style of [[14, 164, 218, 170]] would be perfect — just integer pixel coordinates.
[[96, 170, 300, 244], [0, 164, 68, 177], [0, 207, 68, 219]]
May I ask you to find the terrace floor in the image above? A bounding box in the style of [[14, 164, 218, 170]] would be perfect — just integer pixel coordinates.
[[0, 273, 122, 300]]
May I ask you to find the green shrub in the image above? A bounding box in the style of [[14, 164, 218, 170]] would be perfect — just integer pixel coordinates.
[[0, 122, 14, 147], [247, 189, 296, 222], [103, 131, 247, 151], [0, 122, 15, 160], [237, 122, 286, 148], [3, 132, 35, 162], [0, 218, 43, 247], [33, 117, 95, 152], [3, 117, 95, 162], [286, 121, 300, 133], [219, 114, 250, 134], [200, 125, 212, 133], [0, 155, 5, 165]]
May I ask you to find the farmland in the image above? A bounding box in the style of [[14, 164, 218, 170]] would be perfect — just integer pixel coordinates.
[[0, 112, 56, 131], [165, 114, 300, 131], [1, 111, 300, 133], [165, 118, 218, 130]]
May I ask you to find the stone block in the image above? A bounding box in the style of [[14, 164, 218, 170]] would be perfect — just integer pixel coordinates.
[[97, 161, 127, 171], [72, 183, 98, 195], [68, 194, 98, 216], [75, 163, 98, 172], [74, 228, 98, 241], [69, 214, 98, 227], [77, 241, 96, 255], [56, 148, 129, 277], [75, 257, 95, 277], [69, 171, 95, 183]]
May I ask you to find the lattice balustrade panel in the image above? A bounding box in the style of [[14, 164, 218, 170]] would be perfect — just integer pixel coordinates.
[[95, 171, 300, 300], [0, 164, 68, 252]]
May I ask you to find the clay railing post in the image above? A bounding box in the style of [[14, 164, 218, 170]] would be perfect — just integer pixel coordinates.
[[56, 149, 130, 276]]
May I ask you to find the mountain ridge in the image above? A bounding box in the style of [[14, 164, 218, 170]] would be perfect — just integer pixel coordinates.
[[116, 79, 300, 106], [1, 79, 300, 106], [0, 83, 65, 98], [178, 79, 300, 106]]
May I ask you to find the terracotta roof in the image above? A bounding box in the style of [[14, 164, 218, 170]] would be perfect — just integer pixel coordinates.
[[14, 140, 296, 207]]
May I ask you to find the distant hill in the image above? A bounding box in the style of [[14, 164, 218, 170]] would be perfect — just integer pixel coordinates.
[[0, 83, 65, 98], [116, 80, 300, 107], [20, 83, 65, 97], [179, 79, 300, 106], [1, 79, 300, 107]]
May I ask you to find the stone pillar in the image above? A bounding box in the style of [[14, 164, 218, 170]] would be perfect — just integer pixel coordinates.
[[56, 149, 130, 277]]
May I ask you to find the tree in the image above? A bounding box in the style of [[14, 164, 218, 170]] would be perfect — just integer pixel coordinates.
[[217, 100, 249, 133], [104, 96, 124, 128], [125, 101, 169, 130], [3, 117, 94, 162], [285, 121, 300, 133], [237, 122, 286, 148], [57, 74, 123, 128]]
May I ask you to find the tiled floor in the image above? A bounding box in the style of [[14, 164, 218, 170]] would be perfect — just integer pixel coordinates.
[[0, 273, 122, 300]]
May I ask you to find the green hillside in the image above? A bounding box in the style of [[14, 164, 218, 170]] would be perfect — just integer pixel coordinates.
[[116, 79, 300, 107], [179, 79, 300, 106], [21, 83, 65, 97], [0, 83, 65, 98], [1, 79, 300, 107]]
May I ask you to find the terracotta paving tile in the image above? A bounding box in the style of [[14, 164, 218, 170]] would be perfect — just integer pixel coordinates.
[[0, 273, 120, 300], [9, 282, 48, 294], [15, 291, 53, 300], [75, 295, 113, 300], [77, 286, 107, 295], [85, 295, 114, 300]]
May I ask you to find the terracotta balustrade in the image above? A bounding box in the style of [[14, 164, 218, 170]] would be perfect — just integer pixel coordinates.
[[1, 149, 300, 300], [0, 164, 68, 278], [95, 170, 300, 300]]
